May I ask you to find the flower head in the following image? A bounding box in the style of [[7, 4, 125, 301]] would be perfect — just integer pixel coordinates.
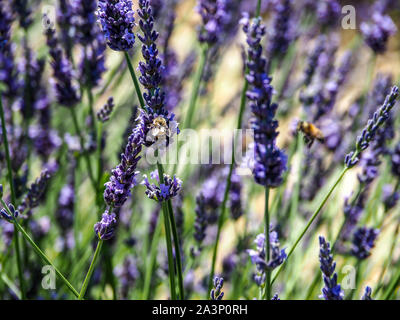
[[94, 211, 117, 240], [361, 286, 373, 300], [197, 0, 229, 45], [97, 97, 115, 123], [142, 172, 182, 202], [96, 0, 136, 51]]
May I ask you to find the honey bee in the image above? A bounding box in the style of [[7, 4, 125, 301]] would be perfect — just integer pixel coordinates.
[[296, 121, 325, 147]]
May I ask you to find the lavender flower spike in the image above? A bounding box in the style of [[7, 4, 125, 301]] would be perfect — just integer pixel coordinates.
[[345, 86, 399, 168], [94, 211, 117, 240], [319, 236, 344, 300], [197, 0, 229, 46], [96, 0, 136, 51], [243, 15, 287, 187], [210, 276, 224, 300], [97, 97, 115, 123], [351, 227, 379, 260], [103, 112, 147, 208]]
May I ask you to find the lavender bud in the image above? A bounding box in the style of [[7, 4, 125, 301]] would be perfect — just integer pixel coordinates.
[[142, 173, 182, 202], [210, 276, 224, 300], [97, 97, 115, 123], [197, 0, 229, 46], [94, 211, 117, 240], [361, 286, 373, 300]]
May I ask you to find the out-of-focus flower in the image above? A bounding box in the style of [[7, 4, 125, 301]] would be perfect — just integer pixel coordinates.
[[361, 13, 397, 54], [316, 0, 341, 29], [114, 256, 139, 299], [197, 0, 229, 45], [351, 227, 379, 260], [94, 211, 117, 240], [18, 170, 52, 216], [96, 0, 136, 51], [56, 0, 75, 59], [97, 97, 115, 123], [319, 236, 343, 300], [266, 0, 295, 62], [45, 27, 80, 107], [12, 0, 33, 29], [382, 184, 400, 211], [210, 276, 224, 300], [242, 15, 287, 187]]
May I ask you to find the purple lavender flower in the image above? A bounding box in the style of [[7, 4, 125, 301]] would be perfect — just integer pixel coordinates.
[[382, 184, 399, 211], [345, 86, 399, 168], [56, 182, 75, 233], [78, 34, 107, 88], [266, 0, 295, 62], [357, 150, 380, 186], [229, 170, 243, 220], [361, 286, 373, 300], [114, 256, 139, 299], [56, 0, 75, 59], [103, 112, 147, 208], [193, 194, 207, 249], [316, 0, 341, 29], [243, 16, 287, 187], [247, 231, 286, 286], [361, 13, 397, 54], [391, 142, 400, 178], [97, 97, 115, 123], [0, 0, 12, 50], [45, 28, 80, 107], [94, 211, 117, 240], [318, 236, 344, 300], [137, 0, 167, 116], [272, 294, 280, 300], [12, 0, 33, 29], [71, 0, 99, 45], [96, 0, 136, 51], [0, 203, 19, 222], [302, 36, 326, 87], [142, 172, 182, 202], [351, 227, 379, 260], [18, 41, 46, 120], [18, 170, 52, 216], [210, 276, 224, 300], [197, 0, 229, 45]]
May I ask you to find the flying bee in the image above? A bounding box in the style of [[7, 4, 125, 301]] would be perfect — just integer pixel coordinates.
[[296, 120, 325, 147]]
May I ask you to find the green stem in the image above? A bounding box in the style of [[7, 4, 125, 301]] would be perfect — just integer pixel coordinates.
[[0, 94, 25, 299], [69, 107, 97, 192], [167, 199, 185, 299], [263, 188, 271, 300], [124, 51, 145, 109], [0, 199, 79, 298], [162, 202, 177, 300], [78, 240, 103, 300], [207, 73, 249, 295], [271, 167, 349, 285], [183, 45, 208, 130], [256, 0, 262, 16]]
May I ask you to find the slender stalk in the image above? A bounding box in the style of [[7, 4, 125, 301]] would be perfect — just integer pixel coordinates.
[[162, 202, 177, 300], [124, 51, 145, 109], [167, 199, 184, 299], [0, 199, 79, 298], [256, 0, 262, 16], [69, 107, 97, 192], [78, 240, 103, 300], [271, 167, 349, 284], [183, 45, 208, 130], [207, 70, 249, 295], [263, 188, 271, 300], [0, 94, 25, 299]]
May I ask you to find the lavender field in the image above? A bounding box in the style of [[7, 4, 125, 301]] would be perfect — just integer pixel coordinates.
[[0, 0, 400, 301]]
